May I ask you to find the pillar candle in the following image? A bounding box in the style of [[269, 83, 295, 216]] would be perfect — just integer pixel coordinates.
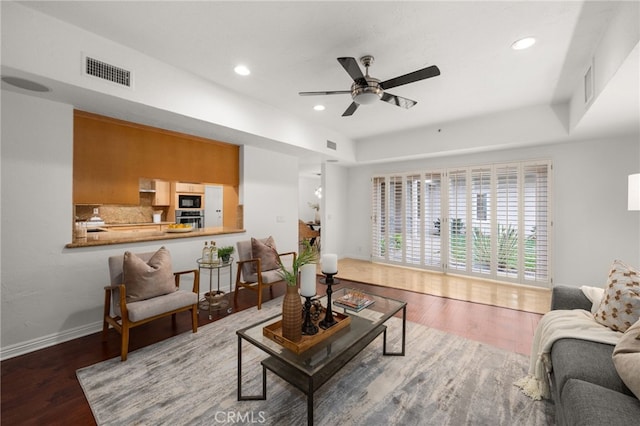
[[300, 264, 316, 297], [321, 254, 338, 274]]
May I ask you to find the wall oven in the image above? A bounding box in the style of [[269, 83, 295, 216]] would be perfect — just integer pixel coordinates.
[[175, 210, 205, 229], [178, 194, 202, 209]]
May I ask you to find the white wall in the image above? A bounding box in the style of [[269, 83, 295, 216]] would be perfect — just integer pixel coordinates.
[[0, 91, 301, 359], [298, 176, 321, 224], [321, 162, 349, 256], [343, 136, 640, 288]]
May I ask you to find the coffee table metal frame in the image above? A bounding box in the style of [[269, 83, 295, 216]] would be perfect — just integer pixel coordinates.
[[236, 288, 406, 425]]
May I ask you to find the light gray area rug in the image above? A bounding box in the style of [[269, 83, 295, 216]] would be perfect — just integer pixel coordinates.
[[77, 297, 554, 425]]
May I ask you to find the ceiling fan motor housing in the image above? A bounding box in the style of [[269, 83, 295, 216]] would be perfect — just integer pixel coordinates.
[[351, 77, 383, 105]]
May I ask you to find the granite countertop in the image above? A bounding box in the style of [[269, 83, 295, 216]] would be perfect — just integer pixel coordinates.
[[66, 226, 245, 248], [100, 221, 174, 227]]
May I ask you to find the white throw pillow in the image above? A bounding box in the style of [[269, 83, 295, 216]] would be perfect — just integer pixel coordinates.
[[581, 285, 604, 314]]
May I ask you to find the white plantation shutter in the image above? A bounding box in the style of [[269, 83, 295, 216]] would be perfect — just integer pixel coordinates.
[[388, 176, 404, 262], [523, 163, 550, 282], [471, 167, 492, 275], [495, 165, 519, 279], [448, 170, 467, 271], [423, 172, 442, 268], [371, 177, 386, 260], [370, 160, 551, 287], [405, 174, 422, 265]]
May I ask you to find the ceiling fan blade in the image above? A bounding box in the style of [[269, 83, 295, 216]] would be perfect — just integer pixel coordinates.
[[342, 102, 359, 117], [381, 92, 417, 109], [337, 57, 367, 86], [298, 90, 351, 96], [380, 65, 440, 90]]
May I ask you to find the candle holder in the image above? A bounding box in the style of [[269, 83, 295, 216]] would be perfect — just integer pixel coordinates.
[[319, 272, 339, 329], [301, 295, 318, 335]]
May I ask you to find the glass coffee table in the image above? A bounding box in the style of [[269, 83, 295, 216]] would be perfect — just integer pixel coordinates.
[[236, 287, 406, 426]]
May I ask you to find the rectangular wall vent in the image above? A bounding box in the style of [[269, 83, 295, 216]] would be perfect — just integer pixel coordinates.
[[584, 60, 594, 104], [326, 140, 337, 150], [84, 56, 132, 87]]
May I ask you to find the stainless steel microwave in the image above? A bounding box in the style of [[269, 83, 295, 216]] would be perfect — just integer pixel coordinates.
[[178, 194, 202, 209]]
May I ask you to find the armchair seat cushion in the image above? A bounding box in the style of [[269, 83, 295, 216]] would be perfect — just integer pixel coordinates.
[[242, 269, 283, 285], [127, 290, 198, 322]]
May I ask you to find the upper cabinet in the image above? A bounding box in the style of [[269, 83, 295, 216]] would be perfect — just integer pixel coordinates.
[[73, 111, 240, 206], [175, 182, 204, 194], [152, 180, 171, 206]]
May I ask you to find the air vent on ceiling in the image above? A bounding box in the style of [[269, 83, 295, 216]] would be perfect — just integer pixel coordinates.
[[326, 140, 337, 150], [84, 55, 132, 87]]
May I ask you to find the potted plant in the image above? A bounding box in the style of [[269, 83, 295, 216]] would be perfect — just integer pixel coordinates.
[[217, 246, 234, 263], [278, 241, 318, 342]]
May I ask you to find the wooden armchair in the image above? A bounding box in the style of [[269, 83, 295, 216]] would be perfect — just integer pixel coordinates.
[[102, 248, 199, 361], [233, 237, 296, 309]]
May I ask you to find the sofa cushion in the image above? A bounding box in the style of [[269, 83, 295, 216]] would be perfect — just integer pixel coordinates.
[[550, 338, 632, 397], [560, 379, 640, 426], [612, 319, 640, 399], [250, 236, 280, 274], [123, 247, 176, 302], [593, 260, 640, 332]]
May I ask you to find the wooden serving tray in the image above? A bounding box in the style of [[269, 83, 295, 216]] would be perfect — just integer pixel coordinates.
[[263, 312, 351, 355]]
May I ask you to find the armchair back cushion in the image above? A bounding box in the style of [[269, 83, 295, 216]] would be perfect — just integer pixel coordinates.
[[110, 247, 176, 302], [250, 236, 280, 273], [237, 236, 283, 281]]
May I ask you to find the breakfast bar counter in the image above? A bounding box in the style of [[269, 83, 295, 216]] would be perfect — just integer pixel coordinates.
[[66, 226, 245, 248]]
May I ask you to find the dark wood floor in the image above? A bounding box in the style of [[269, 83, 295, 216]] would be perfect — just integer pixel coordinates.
[[1, 279, 542, 425]]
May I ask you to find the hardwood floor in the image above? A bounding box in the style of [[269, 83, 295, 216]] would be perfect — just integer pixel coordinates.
[[1, 270, 545, 425], [332, 258, 551, 314]]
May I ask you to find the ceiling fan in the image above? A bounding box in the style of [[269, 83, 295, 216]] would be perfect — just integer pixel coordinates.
[[299, 56, 440, 116]]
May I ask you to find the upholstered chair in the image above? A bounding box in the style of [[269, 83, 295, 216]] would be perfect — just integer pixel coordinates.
[[102, 247, 199, 361], [234, 237, 295, 309]]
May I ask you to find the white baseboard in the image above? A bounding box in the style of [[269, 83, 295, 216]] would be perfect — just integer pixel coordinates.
[[1, 321, 103, 361]]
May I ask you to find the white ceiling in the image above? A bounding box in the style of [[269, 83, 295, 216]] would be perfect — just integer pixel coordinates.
[[18, 0, 633, 146]]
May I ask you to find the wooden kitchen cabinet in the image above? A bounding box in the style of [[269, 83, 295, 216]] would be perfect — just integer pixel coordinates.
[[152, 180, 171, 205], [175, 182, 204, 193]]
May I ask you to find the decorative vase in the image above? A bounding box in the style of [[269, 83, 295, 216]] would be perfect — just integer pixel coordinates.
[[314, 210, 321, 224], [282, 285, 303, 342]]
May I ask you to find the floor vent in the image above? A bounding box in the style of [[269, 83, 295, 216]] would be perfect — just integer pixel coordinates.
[[84, 56, 132, 88], [326, 140, 337, 150]]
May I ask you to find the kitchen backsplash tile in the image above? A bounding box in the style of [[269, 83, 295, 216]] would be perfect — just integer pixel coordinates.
[[76, 203, 165, 224]]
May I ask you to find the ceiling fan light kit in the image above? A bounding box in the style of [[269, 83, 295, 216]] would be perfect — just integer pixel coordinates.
[[299, 55, 440, 116]]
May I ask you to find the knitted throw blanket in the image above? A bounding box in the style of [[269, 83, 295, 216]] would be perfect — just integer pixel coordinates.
[[514, 309, 621, 400]]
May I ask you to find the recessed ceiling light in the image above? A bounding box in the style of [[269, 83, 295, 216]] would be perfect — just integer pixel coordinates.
[[511, 37, 536, 50], [313, 105, 325, 111], [234, 65, 251, 76]]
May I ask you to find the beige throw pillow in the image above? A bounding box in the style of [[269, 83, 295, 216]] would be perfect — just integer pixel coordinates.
[[250, 236, 280, 273], [612, 319, 640, 399], [593, 260, 640, 332], [123, 247, 176, 302]]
